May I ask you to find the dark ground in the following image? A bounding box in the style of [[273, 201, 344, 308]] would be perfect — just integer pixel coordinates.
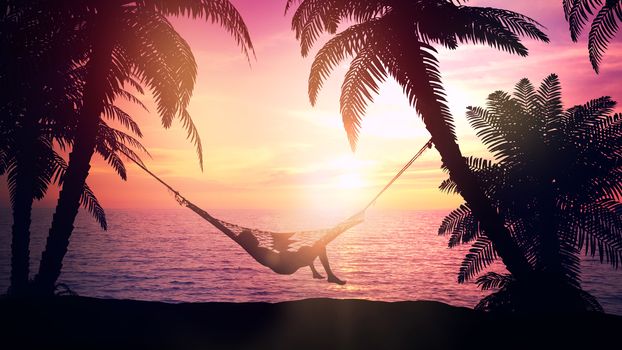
[[1, 296, 621, 349]]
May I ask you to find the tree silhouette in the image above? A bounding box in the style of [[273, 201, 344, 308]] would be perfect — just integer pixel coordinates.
[[18, 1, 253, 294], [0, 3, 148, 295], [563, 0, 622, 73], [285, 0, 548, 280], [440, 74, 622, 311]]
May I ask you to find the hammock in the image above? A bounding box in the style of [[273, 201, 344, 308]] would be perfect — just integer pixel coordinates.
[[125, 138, 433, 274]]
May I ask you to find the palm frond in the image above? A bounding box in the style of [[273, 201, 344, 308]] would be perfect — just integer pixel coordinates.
[[117, 88, 148, 112], [567, 0, 601, 41], [564, 0, 621, 72], [119, 8, 203, 167], [293, 0, 339, 56], [476, 272, 513, 290], [537, 73, 563, 130], [384, 38, 455, 140], [464, 156, 494, 171], [564, 96, 616, 136], [467, 7, 548, 42], [558, 237, 582, 287], [292, 0, 386, 56], [308, 18, 383, 105], [438, 203, 482, 249], [95, 143, 127, 180], [340, 46, 388, 150], [438, 178, 458, 194], [563, 0, 576, 21], [95, 122, 149, 179], [588, 1, 621, 73], [451, 7, 528, 56], [147, 0, 254, 61], [458, 237, 498, 283], [453, 6, 548, 56], [513, 78, 537, 114], [50, 152, 107, 230], [121, 9, 196, 126], [285, 0, 303, 14], [439, 204, 470, 236], [80, 182, 107, 230], [567, 199, 622, 268], [0, 148, 8, 175], [101, 104, 143, 137], [577, 288, 605, 312], [179, 109, 203, 169], [466, 102, 515, 162], [99, 122, 149, 156], [7, 137, 57, 205], [438, 204, 471, 235]]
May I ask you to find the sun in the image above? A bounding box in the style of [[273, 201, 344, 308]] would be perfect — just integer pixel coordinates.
[[326, 155, 370, 190], [336, 172, 365, 189]]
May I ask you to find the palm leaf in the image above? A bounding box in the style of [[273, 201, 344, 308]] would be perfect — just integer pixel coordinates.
[[476, 272, 513, 290], [537, 73, 563, 131], [513, 78, 537, 115], [101, 105, 143, 137], [308, 18, 383, 105], [292, 0, 386, 56], [383, 36, 455, 140], [567, 0, 601, 41], [452, 6, 547, 56], [50, 152, 107, 230], [146, 0, 254, 61], [80, 182, 107, 230], [458, 237, 498, 283], [438, 178, 458, 194], [588, 1, 622, 73], [340, 45, 389, 150]]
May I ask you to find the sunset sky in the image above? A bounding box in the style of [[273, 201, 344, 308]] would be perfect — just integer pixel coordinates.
[[2, 0, 621, 213]]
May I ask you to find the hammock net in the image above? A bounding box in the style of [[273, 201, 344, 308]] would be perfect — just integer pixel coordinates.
[[177, 196, 366, 253], [125, 138, 432, 271]]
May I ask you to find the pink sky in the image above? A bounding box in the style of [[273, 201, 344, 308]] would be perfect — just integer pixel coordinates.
[[1, 0, 621, 212]]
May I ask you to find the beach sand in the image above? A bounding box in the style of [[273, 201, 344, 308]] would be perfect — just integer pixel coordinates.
[[1, 296, 621, 349]]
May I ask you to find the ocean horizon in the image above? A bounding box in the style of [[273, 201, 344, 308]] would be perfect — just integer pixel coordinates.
[[2, 208, 621, 314]]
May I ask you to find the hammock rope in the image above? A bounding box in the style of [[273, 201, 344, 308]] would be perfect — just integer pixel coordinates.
[[121, 138, 433, 271]]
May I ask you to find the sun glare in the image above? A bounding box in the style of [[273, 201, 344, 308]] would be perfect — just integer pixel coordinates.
[[327, 155, 371, 190], [337, 172, 365, 189]]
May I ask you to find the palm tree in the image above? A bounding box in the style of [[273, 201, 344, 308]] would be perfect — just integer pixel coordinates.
[[563, 0, 622, 73], [285, 0, 549, 280], [31, 1, 254, 294], [439, 74, 622, 311], [0, 3, 149, 295]]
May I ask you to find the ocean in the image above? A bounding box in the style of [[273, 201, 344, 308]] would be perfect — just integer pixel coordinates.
[[1, 208, 621, 314]]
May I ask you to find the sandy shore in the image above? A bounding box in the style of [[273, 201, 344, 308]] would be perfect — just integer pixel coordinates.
[[1, 296, 621, 349]]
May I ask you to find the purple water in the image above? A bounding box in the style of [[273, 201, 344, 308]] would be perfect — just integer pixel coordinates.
[[1, 208, 621, 314]]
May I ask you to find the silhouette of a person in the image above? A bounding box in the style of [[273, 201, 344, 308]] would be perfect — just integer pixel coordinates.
[[236, 230, 346, 285]]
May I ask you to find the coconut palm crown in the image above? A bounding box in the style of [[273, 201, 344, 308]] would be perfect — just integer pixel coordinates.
[[0, 2, 150, 294], [31, 0, 254, 294], [286, 0, 549, 280], [439, 74, 622, 311]]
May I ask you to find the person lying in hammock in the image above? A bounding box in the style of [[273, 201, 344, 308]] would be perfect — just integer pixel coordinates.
[[236, 229, 347, 285]]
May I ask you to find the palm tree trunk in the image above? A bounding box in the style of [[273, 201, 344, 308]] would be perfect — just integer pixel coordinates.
[[405, 64, 533, 279], [425, 119, 533, 280], [538, 189, 562, 278], [33, 9, 116, 294], [441, 146, 531, 277], [8, 116, 40, 295], [389, 36, 534, 280], [9, 176, 34, 295]]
